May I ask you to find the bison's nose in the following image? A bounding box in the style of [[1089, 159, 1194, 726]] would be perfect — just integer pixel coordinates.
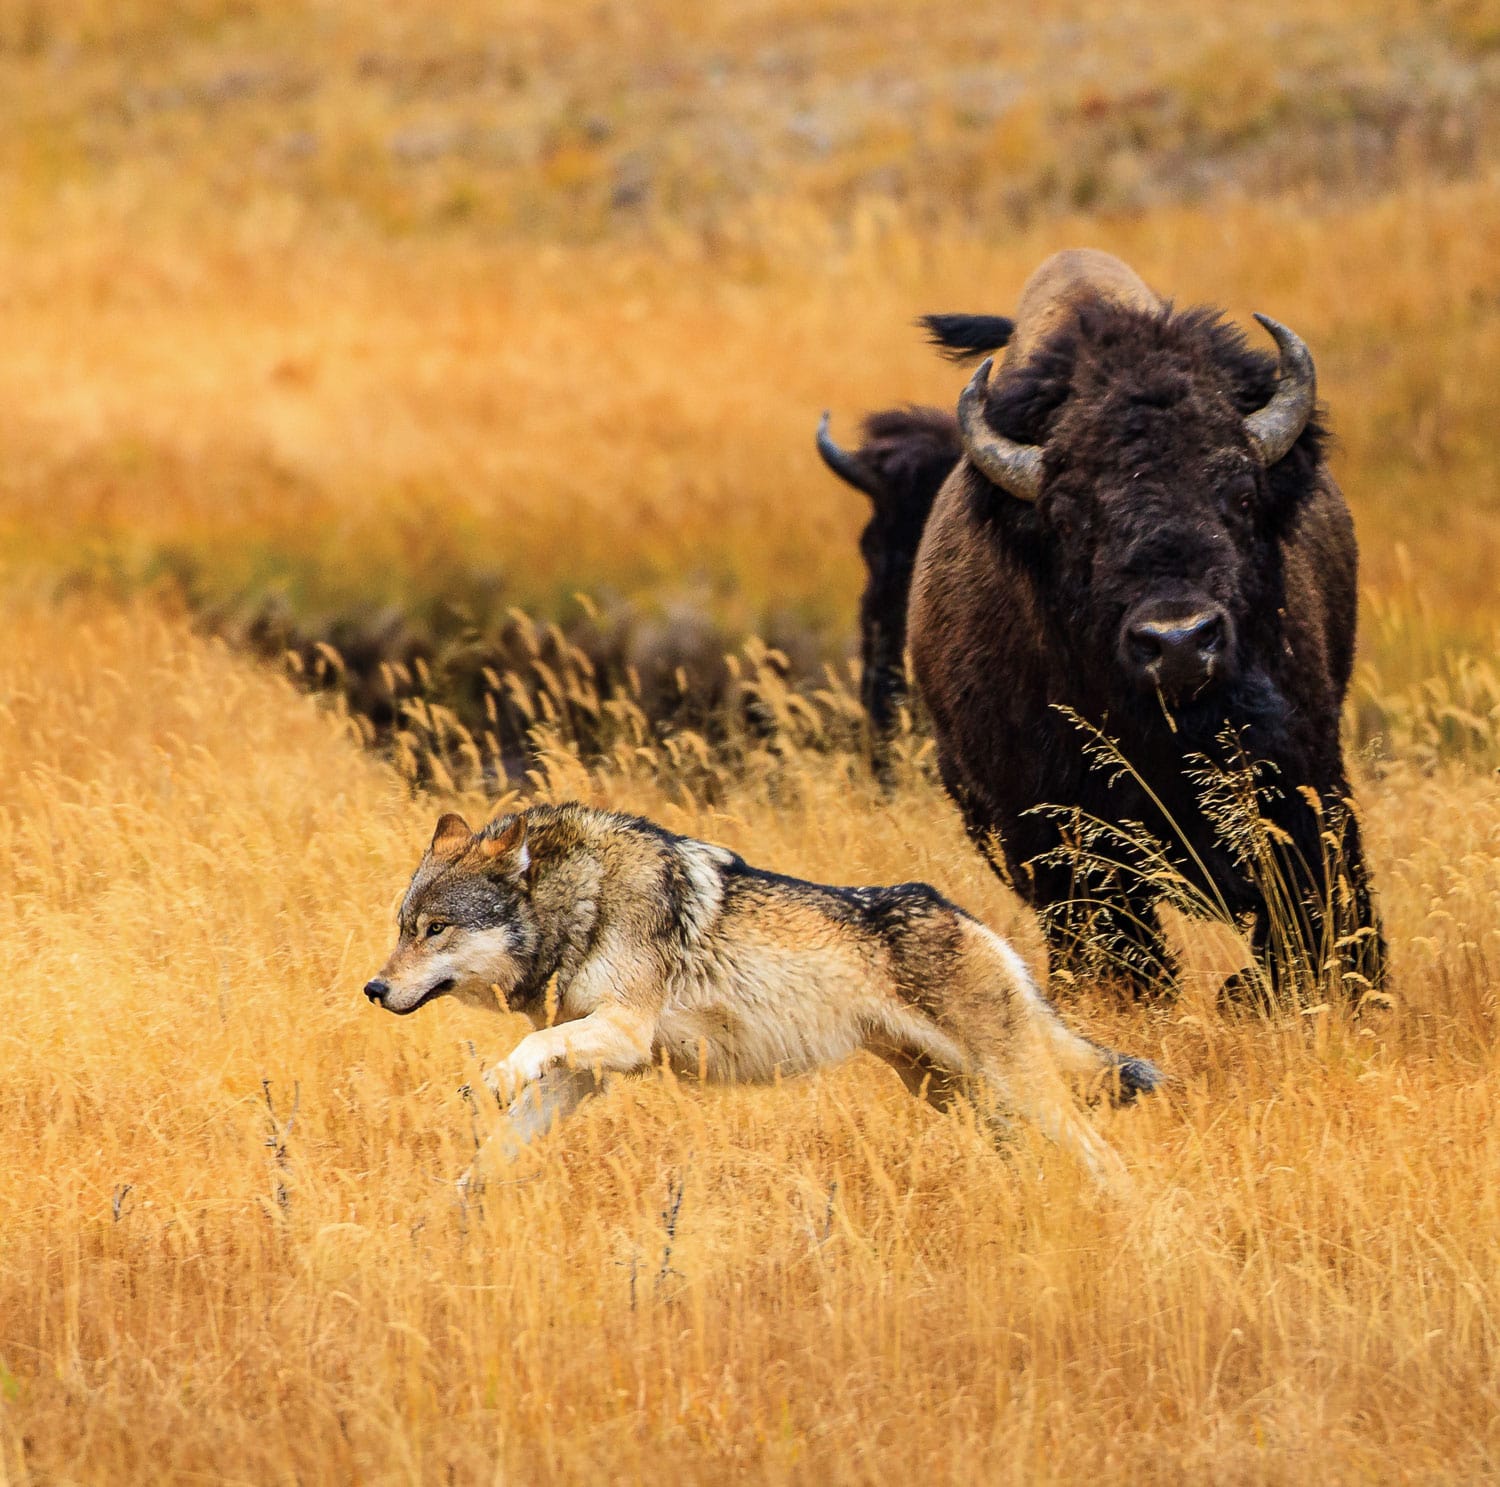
[[363, 978, 390, 1004], [1124, 608, 1228, 694]]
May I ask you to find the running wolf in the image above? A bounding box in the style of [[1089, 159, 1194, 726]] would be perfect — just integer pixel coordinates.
[[364, 803, 1162, 1187]]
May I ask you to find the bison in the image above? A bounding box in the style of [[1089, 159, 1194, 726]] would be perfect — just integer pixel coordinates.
[[817, 249, 1386, 1002]]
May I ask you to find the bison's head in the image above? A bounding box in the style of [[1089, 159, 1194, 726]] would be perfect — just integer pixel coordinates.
[[957, 303, 1318, 707]]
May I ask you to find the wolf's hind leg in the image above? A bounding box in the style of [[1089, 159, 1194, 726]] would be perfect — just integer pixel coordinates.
[[869, 1040, 967, 1114], [867, 1008, 1131, 1193], [982, 1049, 1131, 1194], [864, 1017, 1015, 1142]]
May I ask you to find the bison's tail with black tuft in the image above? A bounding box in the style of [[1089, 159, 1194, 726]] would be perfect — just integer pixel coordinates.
[[920, 312, 1016, 362]]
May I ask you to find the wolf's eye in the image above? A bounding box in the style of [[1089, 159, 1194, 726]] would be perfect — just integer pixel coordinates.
[[425, 921, 448, 939]]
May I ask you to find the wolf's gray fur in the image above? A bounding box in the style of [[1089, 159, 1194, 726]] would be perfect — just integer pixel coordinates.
[[366, 803, 1161, 1187]]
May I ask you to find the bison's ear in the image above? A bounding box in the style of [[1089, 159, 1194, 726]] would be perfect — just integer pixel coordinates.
[[430, 813, 473, 858], [479, 814, 530, 880]]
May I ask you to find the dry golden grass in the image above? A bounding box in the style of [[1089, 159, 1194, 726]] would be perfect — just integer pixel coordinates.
[[6, 2, 1500, 1480], [3, 600, 1498, 1484], [3, 0, 1492, 235]]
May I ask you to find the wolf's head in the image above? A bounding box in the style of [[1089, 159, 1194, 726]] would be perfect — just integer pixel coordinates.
[[364, 812, 537, 1016]]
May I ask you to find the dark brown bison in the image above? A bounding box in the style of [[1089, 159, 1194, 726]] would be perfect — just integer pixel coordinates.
[[818, 249, 1385, 1002]]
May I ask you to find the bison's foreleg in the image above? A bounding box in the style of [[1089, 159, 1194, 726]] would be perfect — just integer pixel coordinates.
[[1038, 890, 1177, 1004], [946, 787, 1180, 1003], [1021, 845, 1178, 1002], [1230, 786, 1388, 1006], [857, 532, 917, 784], [1338, 808, 1388, 995]]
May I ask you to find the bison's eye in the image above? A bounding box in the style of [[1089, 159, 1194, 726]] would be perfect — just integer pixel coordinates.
[[1222, 479, 1255, 517], [425, 921, 448, 939]]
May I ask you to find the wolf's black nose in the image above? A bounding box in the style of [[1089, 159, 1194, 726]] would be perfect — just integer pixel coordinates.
[[363, 978, 389, 1004]]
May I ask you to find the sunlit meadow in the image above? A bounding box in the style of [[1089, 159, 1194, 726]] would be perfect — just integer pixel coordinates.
[[4, 1, 1500, 1482]]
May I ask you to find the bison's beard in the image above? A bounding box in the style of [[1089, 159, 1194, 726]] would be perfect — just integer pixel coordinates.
[[1117, 665, 1290, 756]]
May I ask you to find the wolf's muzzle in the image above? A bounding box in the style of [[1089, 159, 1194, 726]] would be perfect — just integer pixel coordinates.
[[365, 976, 455, 1014]]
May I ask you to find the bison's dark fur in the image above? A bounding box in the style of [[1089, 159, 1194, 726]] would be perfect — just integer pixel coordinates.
[[819, 405, 965, 776], [817, 252, 1386, 1002]]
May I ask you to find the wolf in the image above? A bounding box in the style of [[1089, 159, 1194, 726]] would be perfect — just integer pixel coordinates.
[[364, 803, 1162, 1187]]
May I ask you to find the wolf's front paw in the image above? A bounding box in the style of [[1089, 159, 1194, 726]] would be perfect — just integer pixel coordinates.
[[483, 1048, 545, 1106], [482, 1053, 526, 1104], [480, 1064, 507, 1106]]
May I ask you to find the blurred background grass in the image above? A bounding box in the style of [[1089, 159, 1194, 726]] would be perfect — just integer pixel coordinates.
[[2, 0, 1499, 759]]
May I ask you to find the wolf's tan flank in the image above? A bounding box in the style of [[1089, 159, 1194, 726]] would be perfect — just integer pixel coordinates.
[[365, 804, 1161, 1186]]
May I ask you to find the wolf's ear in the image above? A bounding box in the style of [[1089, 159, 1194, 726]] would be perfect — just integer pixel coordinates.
[[430, 812, 473, 858], [479, 814, 530, 879]]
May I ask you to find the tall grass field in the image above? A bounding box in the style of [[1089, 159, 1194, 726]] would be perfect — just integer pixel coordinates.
[[4, 1, 1500, 1481]]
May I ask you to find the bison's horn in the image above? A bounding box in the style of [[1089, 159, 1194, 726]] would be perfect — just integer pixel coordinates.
[[1244, 313, 1316, 467], [815, 412, 884, 500], [957, 357, 1043, 503]]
